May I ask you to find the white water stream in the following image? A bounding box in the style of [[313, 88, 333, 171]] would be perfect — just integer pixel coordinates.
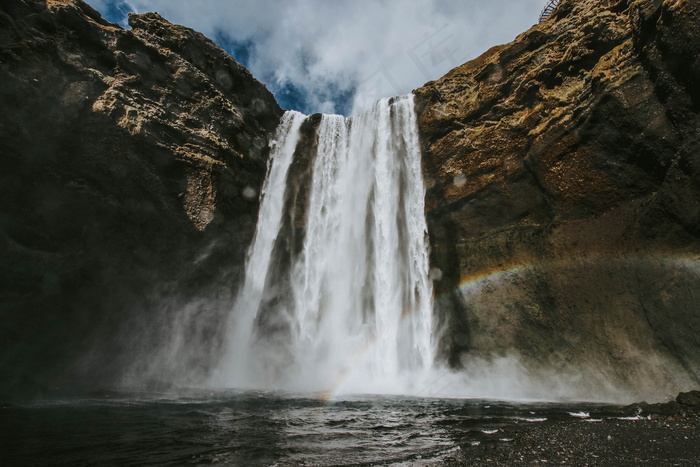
[[204, 95, 649, 403], [215, 96, 434, 395]]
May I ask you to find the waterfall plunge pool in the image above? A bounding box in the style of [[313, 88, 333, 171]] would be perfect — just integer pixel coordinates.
[[1, 390, 645, 466]]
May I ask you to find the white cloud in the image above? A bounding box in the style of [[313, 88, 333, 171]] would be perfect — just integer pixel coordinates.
[[86, 0, 545, 115]]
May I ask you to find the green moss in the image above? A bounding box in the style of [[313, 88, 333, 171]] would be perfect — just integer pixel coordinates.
[[87, 68, 115, 86]]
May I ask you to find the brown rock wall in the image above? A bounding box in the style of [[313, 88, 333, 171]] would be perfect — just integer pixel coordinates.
[[0, 0, 282, 397], [415, 0, 700, 400]]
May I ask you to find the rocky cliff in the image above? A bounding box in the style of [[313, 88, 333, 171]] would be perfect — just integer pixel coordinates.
[[415, 0, 700, 400], [3, 0, 700, 402], [0, 0, 282, 397]]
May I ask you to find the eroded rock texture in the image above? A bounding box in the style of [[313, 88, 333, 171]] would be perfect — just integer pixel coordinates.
[[2, 0, 699, 402], [415, 0, 700, 400], [0, 0, 282, 396]]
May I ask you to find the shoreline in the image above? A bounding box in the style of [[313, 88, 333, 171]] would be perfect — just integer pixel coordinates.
[[446, 391, 700, 465], [447, 413, 700, 465]]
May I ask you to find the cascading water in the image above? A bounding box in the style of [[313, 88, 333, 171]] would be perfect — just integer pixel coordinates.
[[216, 95, 434, 395]]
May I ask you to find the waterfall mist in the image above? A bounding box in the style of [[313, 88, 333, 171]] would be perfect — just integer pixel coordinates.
[[206, 95, 670, 403], [205, 96, 626, 400], [212, 96, 435, 395]]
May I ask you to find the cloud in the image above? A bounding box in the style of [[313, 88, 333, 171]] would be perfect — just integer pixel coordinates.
[[86, 0, 545, 115]]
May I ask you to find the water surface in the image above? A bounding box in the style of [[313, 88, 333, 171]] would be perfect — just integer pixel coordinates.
[[1, 390, 631, 466]]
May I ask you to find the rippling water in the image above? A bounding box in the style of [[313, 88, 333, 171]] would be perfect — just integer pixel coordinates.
[[1, 390, 630, 466]]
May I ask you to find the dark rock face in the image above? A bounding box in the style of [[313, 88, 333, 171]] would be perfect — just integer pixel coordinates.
[[676, 389, 700, 409], [625, 389, 700, 416], [0, 0, 282, 397], [415, 0, 700, 401], [3, 0, 699, 403]]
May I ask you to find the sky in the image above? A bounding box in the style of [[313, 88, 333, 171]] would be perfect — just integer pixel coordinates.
[[85, 0, 545, 116]]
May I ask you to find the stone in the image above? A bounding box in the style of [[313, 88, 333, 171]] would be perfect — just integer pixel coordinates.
[[677, 390, 700, 409], [0, 0, 282, 397], [3, 0, 700, 402], [414, 0, 700, 400]]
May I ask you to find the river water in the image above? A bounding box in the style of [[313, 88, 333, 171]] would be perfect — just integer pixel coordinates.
[[1, 390, 632, 466]]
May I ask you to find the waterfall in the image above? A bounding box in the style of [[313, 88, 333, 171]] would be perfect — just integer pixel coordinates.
[[216, 95, 434, 395]]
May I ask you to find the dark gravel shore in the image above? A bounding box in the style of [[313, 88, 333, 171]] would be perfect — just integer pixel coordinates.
[[446, 413, 700, 466]]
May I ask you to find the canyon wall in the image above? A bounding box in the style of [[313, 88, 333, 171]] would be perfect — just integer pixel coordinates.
[[0, 0, 281, 396], [415, 0, 700, 400], [2, 0, 700, 401]]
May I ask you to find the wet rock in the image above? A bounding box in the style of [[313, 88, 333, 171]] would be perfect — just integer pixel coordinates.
[[677, 390, 700, 410], [415, 0, 700, 399], [0, 0, 282, 396], [624, 400, 685, 417]]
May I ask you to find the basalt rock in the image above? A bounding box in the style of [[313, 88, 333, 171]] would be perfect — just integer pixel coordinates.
[[676, 389, 700, 409], [415, 0, 700, 401], [0, 0, 282, 397], [623, 389, 700, 416]]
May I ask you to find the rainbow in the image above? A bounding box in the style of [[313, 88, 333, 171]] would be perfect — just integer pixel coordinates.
[[319, 251, 700, 400], [438, 251, 700, 303]]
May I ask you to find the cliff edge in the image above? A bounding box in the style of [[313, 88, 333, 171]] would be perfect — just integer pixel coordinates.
[[415, 0, 700, 400], [3, 0, 700, 402], [0, 0, 282, 396]]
